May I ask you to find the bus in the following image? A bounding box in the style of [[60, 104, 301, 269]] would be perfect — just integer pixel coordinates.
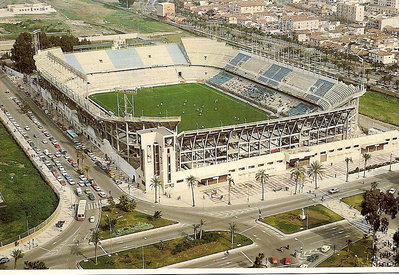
[[76, 200, 87, 221]]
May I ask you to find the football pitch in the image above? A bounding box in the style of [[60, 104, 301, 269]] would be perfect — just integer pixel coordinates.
[[89, 83, 270, 132]]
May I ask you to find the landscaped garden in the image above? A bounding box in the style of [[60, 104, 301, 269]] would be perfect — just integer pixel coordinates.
[[341, 194, 364, 212], [80, 231, 252, 269], [318, 237, 373, 267], [259, 204, 343, 234], [99, 196, 176, 239]]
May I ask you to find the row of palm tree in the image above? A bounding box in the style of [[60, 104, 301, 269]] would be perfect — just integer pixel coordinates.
[[149, 153, 372, 207]]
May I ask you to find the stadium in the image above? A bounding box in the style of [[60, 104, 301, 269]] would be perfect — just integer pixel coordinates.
[[33, 37, 399, 191]]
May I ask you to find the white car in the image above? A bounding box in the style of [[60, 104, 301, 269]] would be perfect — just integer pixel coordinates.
[[320, 245, 331, 253], [79, 175, 87, 181], [24, 126, 30, 131], [78, 181, 85, 187], [56, 176, 63, 182], [89, 216, 95, 223], [54, 153, 61, 158], [388, 188, 396, 194], [93, 186, 101, 192], [42, 139, 48, 144], [98, 192, 107, 198], [300, 264, 308, 268], [328, 188, 340, 194], [67, 179, 75, 185]]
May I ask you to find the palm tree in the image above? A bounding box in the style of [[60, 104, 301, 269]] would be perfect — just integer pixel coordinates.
[[192, 224, 200, 239], [150, 176, 161, 203], [346, 239, 352, 252], [227, 176, 235, 205], [186, 175, 198, 207], [84, 165, 90, 178], [229, 222, 238, 249], [362, 153, 371, 178], [255, 169, 269, 201], [307, 161, 325, 189], [90, 230, 101, 265], [290, 162, 307, 194], [199, 219, 205, 240], [345, 157, 353, 182], [11, 249, 24, 269]]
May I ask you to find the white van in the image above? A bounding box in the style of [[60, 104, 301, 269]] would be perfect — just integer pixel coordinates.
[[76, 187, 83, 196]]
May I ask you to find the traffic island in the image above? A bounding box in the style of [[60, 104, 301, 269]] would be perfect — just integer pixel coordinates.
[[259, 204, 343, 234], [318, 237, 373, 267], [341, 194, 364, 212], [80, 231, 252, 269], [99, 206, 177, 239]]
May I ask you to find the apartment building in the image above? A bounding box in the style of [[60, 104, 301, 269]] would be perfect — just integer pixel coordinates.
[[279, 15, 320, 31], [156, 2, 175, 17], [336, 3, 365, 22], [372, 0, 399, 9], [231, 1, 265, 14]]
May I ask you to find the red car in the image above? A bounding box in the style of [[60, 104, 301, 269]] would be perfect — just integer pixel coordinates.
[[68, 158, 74, 164], [270, 256, 278, 264], [54, 143, 61, 149], [284, 257, 292, 265]]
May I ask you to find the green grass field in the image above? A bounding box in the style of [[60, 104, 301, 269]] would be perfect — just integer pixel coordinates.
[[0, 122, 58, 243], [359, 91, 399, 126], [80, 231, 252, 269], [99, 206, 176, 239], [341, 194, 364, 212], [90, 83, 270, 132], [259, 204, 343, 234]]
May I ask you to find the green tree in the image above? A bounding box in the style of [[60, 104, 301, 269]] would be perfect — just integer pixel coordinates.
[[150, 176, 161, 203], [345, 157, 353, 182], [192, 223, 200, 239], [307, 161, 325, 189], [24, 260, 48, 269], [255, 169, 269, 201], [90, 230, 102, 265], [186, 175, 198, 207], [362, 153, 371, 178], [118, 0, 135, 8], [252, 252, 265, 268], [118, 194, 137, 212], [11, 32, 36, 74], [227, 176, 234, 205], [107, 196, 116, 209], [199, 218, 205, 240], [290, 163, 307, 194], [229, 222, 238, 249], [11, 249, 24, 269], [104, 217, 117, 232]]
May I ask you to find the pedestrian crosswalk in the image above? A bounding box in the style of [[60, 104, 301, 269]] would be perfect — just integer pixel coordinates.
[[86, 201, 102, 210], [205, 207, 257, 218]]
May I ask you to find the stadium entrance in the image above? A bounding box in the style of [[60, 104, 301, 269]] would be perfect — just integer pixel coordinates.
[[200, 175, 228, 186]]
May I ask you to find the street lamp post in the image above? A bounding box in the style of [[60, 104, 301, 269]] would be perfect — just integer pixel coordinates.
[[106, 214, 112, 254], [389, 153, 393, 171], [294, 237, 304, 254]]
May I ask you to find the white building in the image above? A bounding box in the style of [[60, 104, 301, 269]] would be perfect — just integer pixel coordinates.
[[156, 2, 175, 17], [369, 50, 395, 64], [6, 3, 55, 14], [336, 3, 364, 22], [230, 1, 265, 14], [378, 15, 399, 30], [279, 15, 320, 31], [372, 0, 399, 8]]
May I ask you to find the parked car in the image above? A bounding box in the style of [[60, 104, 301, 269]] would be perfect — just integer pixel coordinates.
[[284, 257, 292, 265], [0, 257, 10, 264], [87, 193, 95, 201], [388, 188, 396, 194], [307, 254, 319, 262], [328, 188, 340, 194], [98, 192, 107, 198], [320, 245, 331, 253], [93, 186, 101, 192], [270, 256, 278, 264]]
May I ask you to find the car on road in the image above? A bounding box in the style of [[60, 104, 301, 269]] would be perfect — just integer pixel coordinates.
[[87, 193, 95, 201], [0, 257, 10, 264], [307, 254, 319, 262], [388, 188, 396, 194], [300, 264, 308, 268], [98, 192, 107, 198], [89, 216, 95, 223], [320, 245, 331, 253], [328, 188, 340, 194], [284, 257, 292, 265]]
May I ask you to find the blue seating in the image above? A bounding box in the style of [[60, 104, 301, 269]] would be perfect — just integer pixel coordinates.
[[229, 53, 251, 66], [289, 103, 316, 116], [262, 64, 292, 82], [166, 44, 188, 64], [208, 72, 234, 86], [305, 93, 320, 103], [311, 79, 335, 97], [106, 48, 143, 69], [64, 54, 85, 73]]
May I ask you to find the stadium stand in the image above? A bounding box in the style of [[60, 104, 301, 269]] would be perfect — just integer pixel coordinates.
[[208, 71, 235, 86], [311, 79, 335, 97], [174, 66, 219, 81], [181, 38, 238, 68], [288, 103, 316, 116], [105, 48, 143, 69], [228, 53, 251, 66], [166, 44, 189, 64], [285, 71, 317, 92]]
